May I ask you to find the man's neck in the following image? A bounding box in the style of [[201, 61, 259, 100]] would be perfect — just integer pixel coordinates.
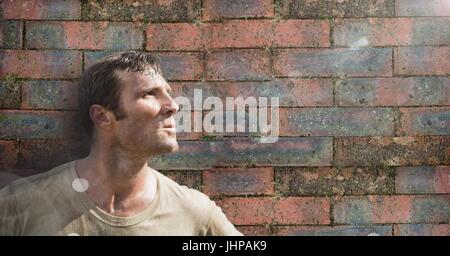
[[75, 143, 157, 217]]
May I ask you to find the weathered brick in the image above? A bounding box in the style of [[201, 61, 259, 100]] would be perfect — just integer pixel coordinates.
[[273, 225, 392, 236], [83, 51, 116, 68], [333, 18, 450, 47], [275, 167, 395, 196], [0, 140, 18, 170], [399, 107, 450, 136], [26, 21, 143, 50], [279, 108, 396, 136], [82, 0, 200, 21], [0, 79, 21, 109], [394, 224, 450, 236], [273, 19, 330, 48], [21, 81, 78, 110], [0, 110, 79, 139], [174, 111, 204, 140], [396, 166, 450, 194], [216, 197, 331, 225], [276, 0, 395, 18], [158, 170, 201, 191], [336, 77, 450, 106], [335, 136, 449, 166], [394, 47, 450, 75], [155, 52, 204, 81], [333, 195, 450, 224], [150, 137, 333, 169], [203, 167, 274, 196], [274, 48, 392, 77], [209, 19, 330, 48], [1, 0, 81, 20], [19, 140, 89, 170], [84, 51, 204, 81], [206, 49, 272, 81], [396, 0, 450, 16], [236, 226, 272, 236], [146, 23, 210, 51], [203, 0, 274, 20], [0, 50, 82, 79], [0, 21, 22, 49], [211, 20, 272, 48], [171, 79, 333, 108]]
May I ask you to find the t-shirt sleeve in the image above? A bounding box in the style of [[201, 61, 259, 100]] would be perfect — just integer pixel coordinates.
[[205, 200, 243, 236], [0, 185, 22, 235]]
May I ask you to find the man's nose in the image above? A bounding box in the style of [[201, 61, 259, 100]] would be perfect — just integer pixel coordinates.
[[161, 94, 179, 116]]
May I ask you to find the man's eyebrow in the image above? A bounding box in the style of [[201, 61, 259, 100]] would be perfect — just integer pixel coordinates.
[[138, 84, 172, 93]]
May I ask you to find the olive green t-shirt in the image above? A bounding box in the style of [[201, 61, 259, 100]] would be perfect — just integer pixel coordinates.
[[0, 161, 242, 236]]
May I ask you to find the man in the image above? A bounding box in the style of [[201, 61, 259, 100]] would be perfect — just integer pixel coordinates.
[[0, 52, 243, 236]]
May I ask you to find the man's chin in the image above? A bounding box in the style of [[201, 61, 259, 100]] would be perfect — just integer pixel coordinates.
[[159, 138, 179, 153]]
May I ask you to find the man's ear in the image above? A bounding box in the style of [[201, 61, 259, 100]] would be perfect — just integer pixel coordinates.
[[89, 104, 115, 131]]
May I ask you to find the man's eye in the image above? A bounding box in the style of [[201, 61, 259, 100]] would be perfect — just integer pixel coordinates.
[[144, 90, 155, 96]]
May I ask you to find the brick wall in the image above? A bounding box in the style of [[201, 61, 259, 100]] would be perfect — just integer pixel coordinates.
[[0, 0, 449, 236]]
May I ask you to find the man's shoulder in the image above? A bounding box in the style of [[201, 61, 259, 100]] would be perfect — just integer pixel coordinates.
[[154, 170, 214, 211], [2, 161, 75, 198]]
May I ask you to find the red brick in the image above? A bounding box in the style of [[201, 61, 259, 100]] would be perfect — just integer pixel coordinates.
[[203, 167, 274, 196], [274, 48, 392, 77], [0, 21, 22, 49], [394, 47, 450, 75], [19, 140, 89, 170], [396, 0, 450, 16], [84, 51, 203, 81], [149, 138, 333, 169], [0, 110, 79, 140], [0, 50, 82, 79], [333, 195, 450, 224], [174, 111, 204, 140], [171, 79, 333, 107], [273, 19, 330, 47], [216, 197, 331, 225], [236, 226, 272, 236], [1, 0, 81, 20], [209, 19, 330, 48], [155, 52, 204, 81], [203, 0, 274, 20], [399, 107, 450, 136], [275, 167, 395, 196], [0, 140, 18, 170], [335, 136, 449, 166], [158, 170, 202, 190], [146, 23, 210, 51], [396, 166, 450, 194], [82, 0, 200, 21], [333, 18, 450, 47], [21, 81, 78, 110], [279, 107, 396, 136], [273, 225, 392, 236], [206, 49, 272, 81], [211, 20, 272, 48], [26, 21, 143, 50], [277, 0, 394, 18], [336, 77, 450, 106], [394, 224, 450, 236]]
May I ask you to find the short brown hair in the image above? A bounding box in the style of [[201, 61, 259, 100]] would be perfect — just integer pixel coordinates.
[[78, 51, 162, 142]]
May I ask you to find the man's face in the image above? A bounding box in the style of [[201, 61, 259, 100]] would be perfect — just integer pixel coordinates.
[[110, 69, 179, 156]]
